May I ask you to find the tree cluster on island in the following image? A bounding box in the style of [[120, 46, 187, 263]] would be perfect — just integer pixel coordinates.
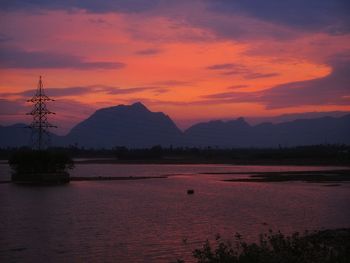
[[9, 149, 74, 183]]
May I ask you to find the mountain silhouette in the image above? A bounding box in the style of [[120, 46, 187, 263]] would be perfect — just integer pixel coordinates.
[[0, 123, 31, 147], [184, 117, 253, 147], [0, 103, 349, 148], [65, 102, 183, 148], [0, 123, 61, 148], [185, 115, 350, 147], [247, 111, 350, 125]]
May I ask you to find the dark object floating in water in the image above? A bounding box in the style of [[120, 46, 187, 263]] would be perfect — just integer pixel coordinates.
[[187, 189, 194, 194]]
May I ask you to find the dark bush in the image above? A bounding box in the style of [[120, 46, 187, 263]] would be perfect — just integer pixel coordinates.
[[187, 229, 350, 263]]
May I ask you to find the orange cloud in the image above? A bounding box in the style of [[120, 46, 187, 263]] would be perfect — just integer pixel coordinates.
[[1, 8, 349, 134]]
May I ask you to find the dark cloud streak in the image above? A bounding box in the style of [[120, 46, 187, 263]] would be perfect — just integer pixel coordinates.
[[206, 63, 238, 70], [244, 72, 280, 79], [0, 46, 126, 70], [1, 0, 347, 42], [207, 63, 279, 79], [151, 80, 193, 86], [135, 48, 162, 56], [206, 0, 350, 34], [0, 85, 168, 98], [0, 0, 161, 13]]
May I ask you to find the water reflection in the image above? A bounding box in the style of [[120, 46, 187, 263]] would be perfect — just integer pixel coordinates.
[[1, 164, 349, 262]]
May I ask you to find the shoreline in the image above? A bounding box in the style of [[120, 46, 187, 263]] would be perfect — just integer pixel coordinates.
[[0, 175, 168, 184], [222, 169, 350, 184], [2, 157, 350, 166], [72, 159, 350, 166], [1, 169, 349, 184], [71, 175, 168, 181]]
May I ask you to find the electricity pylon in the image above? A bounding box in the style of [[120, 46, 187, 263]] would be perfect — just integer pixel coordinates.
[[27, 76, 57, 150]]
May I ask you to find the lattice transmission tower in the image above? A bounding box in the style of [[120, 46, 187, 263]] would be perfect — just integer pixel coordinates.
[[27, 76, 57, 150]]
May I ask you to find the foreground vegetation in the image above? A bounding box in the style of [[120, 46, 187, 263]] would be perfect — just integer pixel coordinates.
[[177, 229, 350, 263], [1, 144, 349, 165]]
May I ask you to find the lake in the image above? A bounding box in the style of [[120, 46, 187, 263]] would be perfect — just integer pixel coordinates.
[[1, 164, 349, 262]]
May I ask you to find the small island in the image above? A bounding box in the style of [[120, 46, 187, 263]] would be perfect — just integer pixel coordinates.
[[9, 149, 73, 184]]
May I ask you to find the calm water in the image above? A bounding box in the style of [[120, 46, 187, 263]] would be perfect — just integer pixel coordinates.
[[1, 164, 350, 262]]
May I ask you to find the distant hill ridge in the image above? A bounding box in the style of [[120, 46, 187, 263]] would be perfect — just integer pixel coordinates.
[[1, 102, 349, 148]]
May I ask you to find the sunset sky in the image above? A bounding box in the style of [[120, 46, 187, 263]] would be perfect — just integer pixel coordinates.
[[0, 0, 349, 134]]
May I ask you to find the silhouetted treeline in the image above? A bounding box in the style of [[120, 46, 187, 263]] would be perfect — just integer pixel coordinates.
[[1, 145, 349, 165]]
